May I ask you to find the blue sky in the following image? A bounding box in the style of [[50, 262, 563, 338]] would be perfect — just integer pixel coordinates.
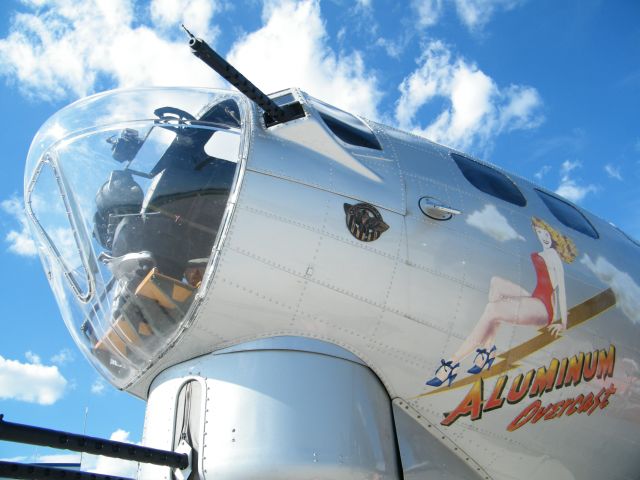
[[0, 0, 638, 475]]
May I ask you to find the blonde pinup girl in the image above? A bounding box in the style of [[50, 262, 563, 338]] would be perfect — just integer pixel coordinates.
[[426, 217, 577, 387]]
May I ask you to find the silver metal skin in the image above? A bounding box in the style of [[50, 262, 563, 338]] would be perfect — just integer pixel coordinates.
[[140, 340, 400, 479], [24, 87, 640, 479], [393, 401, 481, 480], [132, 88, 639, 479]]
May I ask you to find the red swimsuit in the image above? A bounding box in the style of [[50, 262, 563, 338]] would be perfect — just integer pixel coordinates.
[[531, 252, 554, 324]]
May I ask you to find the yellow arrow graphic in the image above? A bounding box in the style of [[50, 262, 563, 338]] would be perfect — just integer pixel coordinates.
[[415, 288, 616, 399]]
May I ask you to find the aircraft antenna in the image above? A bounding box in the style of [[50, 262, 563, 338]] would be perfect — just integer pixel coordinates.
[[183, 25, 302, 126]]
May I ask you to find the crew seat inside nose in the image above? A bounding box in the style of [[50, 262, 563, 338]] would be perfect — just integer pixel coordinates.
[[87, 99, 242, 375], [99, 99, 240, 280]]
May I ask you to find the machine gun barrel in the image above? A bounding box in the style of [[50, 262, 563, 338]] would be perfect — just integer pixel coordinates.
[[0, 460, 132, 480], [184, 25, 284, 121], [183, 25, 301, 125], [0, 415, 189, 470]]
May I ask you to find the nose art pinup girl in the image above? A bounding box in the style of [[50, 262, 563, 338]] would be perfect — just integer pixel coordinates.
[[426, 217, 577, 387]]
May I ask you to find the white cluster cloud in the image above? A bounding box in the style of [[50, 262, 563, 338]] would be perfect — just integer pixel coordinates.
[[555, 159, 597, 203], [453, 0, 523, 31], [228, 0, 381, 118], [395, 41, 542, 152], [51, 348, 75, 365], [0, 0, 225, 101], [466, 203, 525, 242], [412, 0, 523, 31], [413, 0, 444, 28], [91, 377, 107, 395], [375, 37, 406, 59], [581, 254, 640, 325], [560, 159, 580, 175], [25, 351, 42, 364], [0, 354, 67, 405], [604, 163, 622, 180], [150, 0, 220, 36], [1, 196, 37, 257], [0, 0, 381, 118], [534, 164, 551, 180]]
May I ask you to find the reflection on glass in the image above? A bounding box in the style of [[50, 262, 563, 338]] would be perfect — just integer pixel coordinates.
[[30, 160, 91, 298], [25, 91, 245, 386]]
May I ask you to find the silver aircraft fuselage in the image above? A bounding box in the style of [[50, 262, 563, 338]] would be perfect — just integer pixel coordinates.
[[24, 87, 640, 479], [138, 88, 640, 479]]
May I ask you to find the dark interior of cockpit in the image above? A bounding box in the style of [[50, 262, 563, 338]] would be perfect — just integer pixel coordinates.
[[84, 99, 241, 377]]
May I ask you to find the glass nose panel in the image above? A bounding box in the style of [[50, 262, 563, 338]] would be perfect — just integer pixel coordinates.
[[24, 89, 245, 388], [29, 158, 91, 299]]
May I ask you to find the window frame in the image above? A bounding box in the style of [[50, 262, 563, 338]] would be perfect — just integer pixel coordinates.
[[534, 188, 600, 239], [450, 152, 527, 207], [26, 154, 95, 302], [310, 98, 383, 151]]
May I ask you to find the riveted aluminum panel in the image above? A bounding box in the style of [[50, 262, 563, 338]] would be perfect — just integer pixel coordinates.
[[142, 347, 400, 480], [247, 94, 405, 215]]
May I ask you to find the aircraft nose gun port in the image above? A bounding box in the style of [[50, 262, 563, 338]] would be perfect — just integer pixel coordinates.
[[0, 414, 189, 480]]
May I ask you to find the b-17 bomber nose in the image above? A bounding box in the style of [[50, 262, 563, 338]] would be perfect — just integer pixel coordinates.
[[23, 87, 247, 388]]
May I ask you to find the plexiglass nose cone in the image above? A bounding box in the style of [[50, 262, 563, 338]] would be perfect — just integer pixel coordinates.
[[24, 88, 246, 387]]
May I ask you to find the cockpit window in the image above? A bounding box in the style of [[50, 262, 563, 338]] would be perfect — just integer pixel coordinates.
[[24, 89, 245, 387], [28, 158, 92, 300], [451, 152, 527, 207], [535, 189, 599, 239], [310, 98, 382, 150]]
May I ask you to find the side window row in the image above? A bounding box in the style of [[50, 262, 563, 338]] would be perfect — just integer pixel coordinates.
[[450, 152, 599, 239], [310, 98, 383, 151]]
